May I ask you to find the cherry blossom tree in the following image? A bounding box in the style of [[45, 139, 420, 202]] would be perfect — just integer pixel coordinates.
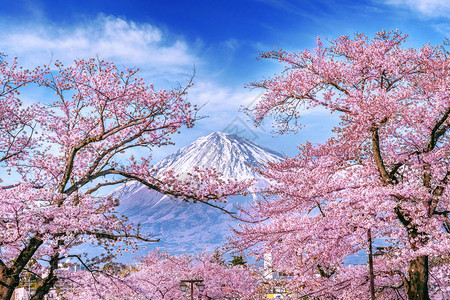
[[61, 250, 258, 299], [0, 57, 249, 300], [233, 30, 450, 299]]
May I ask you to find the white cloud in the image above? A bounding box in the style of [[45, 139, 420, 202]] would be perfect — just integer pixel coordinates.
[[188, 81, 258, 124], [0, 15, 197, 81], [191, 81, 261, 109], [0, 13, 279, 147], [384, 0, 450, 17]]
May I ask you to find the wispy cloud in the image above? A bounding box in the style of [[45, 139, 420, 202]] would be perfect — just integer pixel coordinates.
[[433, 23, 450, 36], [254, 0, 322, 23], [0, 13, 264, 141], [383, 0, 450, 18], [189, 81, 259, 118], [0, 15, 198, 81]]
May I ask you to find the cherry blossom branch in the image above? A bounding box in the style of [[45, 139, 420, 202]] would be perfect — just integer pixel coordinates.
[[82, 231, 160, 243]]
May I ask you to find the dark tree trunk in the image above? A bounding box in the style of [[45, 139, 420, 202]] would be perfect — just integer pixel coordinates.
[[30, 255, 59, 300], [30, 276, 58, 300], [0, 274, 19, 300], [0, 237, 43, 300], [407, 255, 429, 300]]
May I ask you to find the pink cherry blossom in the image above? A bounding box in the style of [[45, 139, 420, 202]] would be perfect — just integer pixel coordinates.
[[61, 250, 258, 299], [235, 30, 450, 299], [0, 57, 250, 299]]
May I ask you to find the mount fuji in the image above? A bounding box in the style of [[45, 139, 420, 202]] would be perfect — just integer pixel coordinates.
[[114, 131, 283, 255]]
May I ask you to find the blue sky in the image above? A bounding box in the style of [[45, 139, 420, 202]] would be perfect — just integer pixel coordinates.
[[2, 0, 450, 160]]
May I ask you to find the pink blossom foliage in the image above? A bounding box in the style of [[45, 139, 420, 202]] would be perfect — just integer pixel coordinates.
[[0, 57, 250, 299], [234, 31, 450, 299], [0, 57, 45, 165], [62, 251, 258, 299]]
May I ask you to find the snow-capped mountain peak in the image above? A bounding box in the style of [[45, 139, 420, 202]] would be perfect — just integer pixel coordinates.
[[155, 131, 283, 180]]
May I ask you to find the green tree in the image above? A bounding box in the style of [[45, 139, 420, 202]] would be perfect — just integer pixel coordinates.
[[230, 255, 246, 266]]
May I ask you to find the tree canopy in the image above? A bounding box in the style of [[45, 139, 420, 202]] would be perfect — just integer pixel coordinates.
[[234, 30, 450, 299]]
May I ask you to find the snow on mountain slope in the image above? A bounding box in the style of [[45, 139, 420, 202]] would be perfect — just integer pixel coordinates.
[[155, 131, 283, 180], [114, 132, 283, 255]]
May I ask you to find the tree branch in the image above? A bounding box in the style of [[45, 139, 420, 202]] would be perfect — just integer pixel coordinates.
[[426, 107, 450, 152], [371, 125, 392, 184], [83, 231, 160, 243]]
